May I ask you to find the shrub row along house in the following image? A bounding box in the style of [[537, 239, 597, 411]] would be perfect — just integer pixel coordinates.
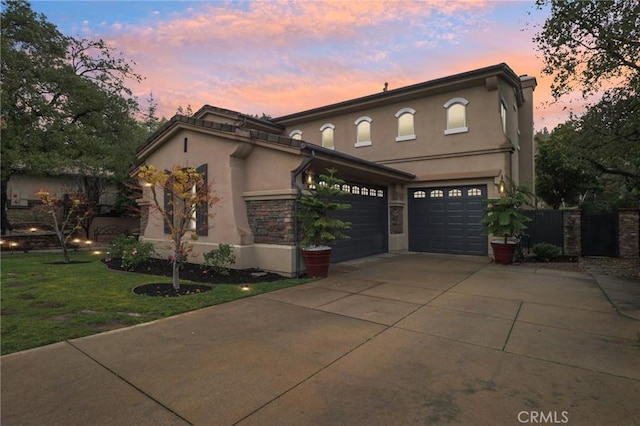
[[134, 63, 537, 276]]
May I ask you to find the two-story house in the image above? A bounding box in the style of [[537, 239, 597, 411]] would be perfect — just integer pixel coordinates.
[[135, 63, 536, 276]]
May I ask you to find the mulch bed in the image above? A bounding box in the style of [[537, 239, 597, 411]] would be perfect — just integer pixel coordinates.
[[517, 255, 639, 280], [132, 283, 214, 297], [104, 258, 286, 297]]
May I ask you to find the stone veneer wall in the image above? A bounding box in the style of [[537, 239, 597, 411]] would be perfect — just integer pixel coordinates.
[[246, 199, 295, 245], [563, 210, 581, 257], [390, 205, 403, 235], [618, 210, 639, 258]]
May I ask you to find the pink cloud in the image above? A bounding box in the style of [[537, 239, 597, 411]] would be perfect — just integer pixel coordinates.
[[96, 1, 575, 131]]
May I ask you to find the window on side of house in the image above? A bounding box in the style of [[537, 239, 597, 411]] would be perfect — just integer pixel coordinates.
[[395, 108, 416, 142], [163, 163, 209, 237], [500, 100, 507, 134], [443, 97, 469, 135], [354, 116, 372, 147], [289, 130, 303, 140], [320, 123, 335, 149]]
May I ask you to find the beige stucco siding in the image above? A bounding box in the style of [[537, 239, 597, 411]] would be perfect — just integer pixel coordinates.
[[283, 85, 509, 163], [243, 144, 303, 192], [138, 127, 307, 274]]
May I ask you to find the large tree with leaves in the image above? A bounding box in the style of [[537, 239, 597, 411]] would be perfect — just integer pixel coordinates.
[[535, 0, 640, 99], [535, 124, 598, 209], [1, 0, 144, 234], [534, 0, 640, 207]]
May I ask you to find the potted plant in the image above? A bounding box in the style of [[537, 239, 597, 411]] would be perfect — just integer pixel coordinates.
[[481, 178, 533, 265], [297, 168, 351, 277]]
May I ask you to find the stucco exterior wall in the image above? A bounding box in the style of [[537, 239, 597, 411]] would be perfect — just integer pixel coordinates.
[[138, 127, 305, 276]]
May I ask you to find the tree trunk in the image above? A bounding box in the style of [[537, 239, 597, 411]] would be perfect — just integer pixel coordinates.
[[55, 230, 70, 263], [1, 177, 13, 235], [172, 259, 180, 290]]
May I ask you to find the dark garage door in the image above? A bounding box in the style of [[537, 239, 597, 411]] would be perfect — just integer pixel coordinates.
[[408, 185, 487, 256], [330, 182, 388, 263]]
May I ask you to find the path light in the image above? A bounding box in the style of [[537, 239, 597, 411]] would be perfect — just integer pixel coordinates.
[[93, 250, 102, 255], [29, 227, 37, 233], [240, 285, 251, 292], [72, 238, 81, 244]]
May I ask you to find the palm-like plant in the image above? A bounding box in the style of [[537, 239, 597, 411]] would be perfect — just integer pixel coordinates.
[[481, 178, 533, 244]]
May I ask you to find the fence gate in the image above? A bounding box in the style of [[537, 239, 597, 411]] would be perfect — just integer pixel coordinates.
[[581, 213, 619, 256], [523, 210, 564, 253]]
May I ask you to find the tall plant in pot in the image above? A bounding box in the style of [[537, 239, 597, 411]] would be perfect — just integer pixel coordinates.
[[481, 178, 533, 265], [297, 168, 351, 277]]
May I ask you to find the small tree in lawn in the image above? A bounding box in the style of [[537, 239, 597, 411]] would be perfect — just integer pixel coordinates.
[[137, 164, 218, 290], [36, 189, 92, 263]]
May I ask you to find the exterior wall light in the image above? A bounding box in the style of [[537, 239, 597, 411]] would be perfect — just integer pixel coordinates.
[[305, 168, 316, 188], [499, 175, 506, 196]]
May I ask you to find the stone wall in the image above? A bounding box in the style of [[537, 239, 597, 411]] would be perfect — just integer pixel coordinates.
[[390, 205, 403, 235], [246, 199, 295, 245], [618, 210, 639, 258], [563, 210, 581, 257]]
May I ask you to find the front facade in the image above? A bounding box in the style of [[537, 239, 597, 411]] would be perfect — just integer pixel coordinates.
[[135, 63, 537, 276]]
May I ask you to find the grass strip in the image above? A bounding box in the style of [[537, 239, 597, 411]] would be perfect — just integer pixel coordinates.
[[1, 251, 312, 355]]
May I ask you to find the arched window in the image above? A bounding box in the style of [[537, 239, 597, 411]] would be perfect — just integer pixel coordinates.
[[320, 123, 335, 149], [354, 116, 372, 147], [289, 130, 303, 140], [395, 108, 416, 142], [443, 97, 469, 135]]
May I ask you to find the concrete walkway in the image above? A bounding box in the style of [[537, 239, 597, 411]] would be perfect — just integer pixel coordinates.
[[2, 253, 639, 425]]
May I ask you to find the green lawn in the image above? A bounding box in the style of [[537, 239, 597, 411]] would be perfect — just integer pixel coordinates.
[[1, 251, 312, 355]]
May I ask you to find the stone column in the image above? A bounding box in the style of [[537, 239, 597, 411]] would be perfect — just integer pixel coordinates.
[[563, 210, 581, 256], [618, 209, 639, 258], [390, 204, 403, 235]]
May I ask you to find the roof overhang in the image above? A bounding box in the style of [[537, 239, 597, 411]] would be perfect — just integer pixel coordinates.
[[274, 63, 526, 125], [300, 142, 415, 184]]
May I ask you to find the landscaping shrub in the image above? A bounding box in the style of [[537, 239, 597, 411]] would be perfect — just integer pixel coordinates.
[[107, 235, 157, 270], [532, 243, 562, 262], [202, 244, 236, 276]]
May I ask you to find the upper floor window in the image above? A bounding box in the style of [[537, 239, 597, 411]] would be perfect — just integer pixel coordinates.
[[289, 130, 303, 140], [354, 116, 372, 147], [395, 108, 416, 142], [320, 123, 335, 149], [500, 101, 507, 134], [443, 97, 469, 135]]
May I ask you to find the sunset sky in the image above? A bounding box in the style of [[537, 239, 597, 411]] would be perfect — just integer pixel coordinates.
[[30, 0, 576, 130]]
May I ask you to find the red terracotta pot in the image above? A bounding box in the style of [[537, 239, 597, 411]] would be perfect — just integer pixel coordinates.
[[491, 241, 516, 265], [302, 248, 332, 277]]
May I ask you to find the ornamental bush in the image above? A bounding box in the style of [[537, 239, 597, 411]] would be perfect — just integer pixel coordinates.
[[202, 244, 236, 276], [108, 235, 156, 270], [532, 243, 562, 262]]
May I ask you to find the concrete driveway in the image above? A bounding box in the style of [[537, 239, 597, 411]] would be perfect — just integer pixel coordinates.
[[2, 253, 639, 425]]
